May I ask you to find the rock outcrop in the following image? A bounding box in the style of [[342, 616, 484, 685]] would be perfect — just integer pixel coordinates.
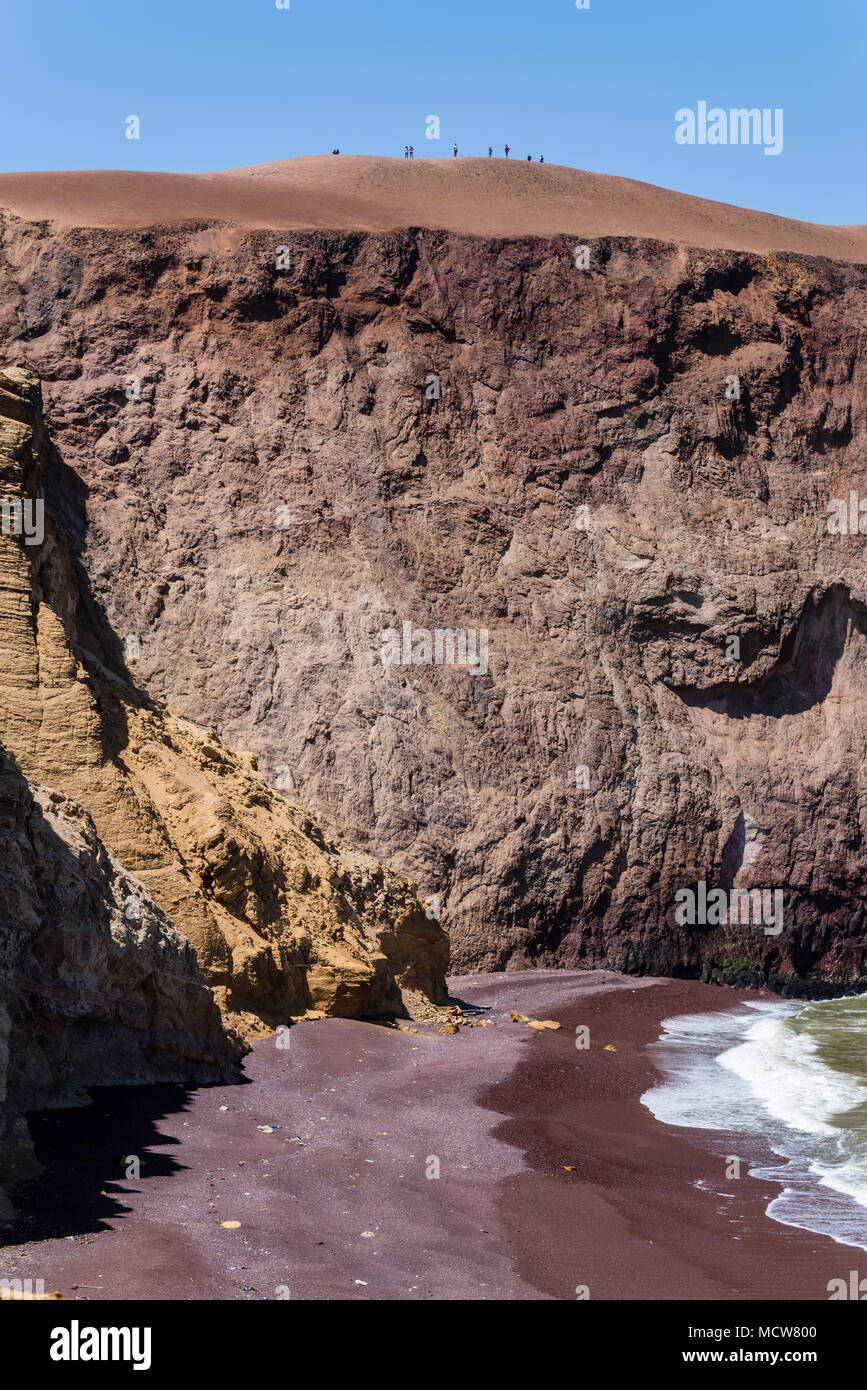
[[1, 161, 866, 994], [0, 358, 448, 1214], [0, 368, 449, 1051]]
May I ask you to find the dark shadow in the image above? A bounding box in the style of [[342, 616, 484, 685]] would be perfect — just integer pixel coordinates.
[[672, 585, 863, 719], [719, 811, 747, 887], [0, 744, 243, 1244], [39, 422, 150, 768], [3, 1084, 197, 1246]]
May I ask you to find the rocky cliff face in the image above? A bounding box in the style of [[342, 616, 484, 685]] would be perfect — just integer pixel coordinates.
[[0, 750, 235, 1220], [2, 207, 866, 994], [0, 367, 448, 1057], [0, 357, 448, 1214]]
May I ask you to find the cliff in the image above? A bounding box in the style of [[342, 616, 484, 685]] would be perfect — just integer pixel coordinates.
[[1, 159, 866, 994], [0, 368, 448, 1048]]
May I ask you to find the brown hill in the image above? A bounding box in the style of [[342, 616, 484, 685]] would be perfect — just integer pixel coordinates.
[[0, 156, 864, 262]]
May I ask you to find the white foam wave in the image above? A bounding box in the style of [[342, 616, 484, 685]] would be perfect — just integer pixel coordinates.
[[641, 996, 867, 1252]]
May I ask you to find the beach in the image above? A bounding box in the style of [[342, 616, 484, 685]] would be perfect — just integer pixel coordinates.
[[0, 971, 857, 1301]]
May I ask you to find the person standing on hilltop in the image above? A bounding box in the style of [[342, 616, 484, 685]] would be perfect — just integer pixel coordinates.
[[453, 143, 458, 157], [409, 145, 414, 158], [539, 154, 544, 162], [404, 145, 409, 159], [527, 154, 531, 161], [488, 145, 493, 157], [504, 144, 510, 157]]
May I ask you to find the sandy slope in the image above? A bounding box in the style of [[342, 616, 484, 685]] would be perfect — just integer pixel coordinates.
[[0, 156, 863, 261]]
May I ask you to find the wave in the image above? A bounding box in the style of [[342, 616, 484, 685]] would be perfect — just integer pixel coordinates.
[[641, 996, 867, 1251]]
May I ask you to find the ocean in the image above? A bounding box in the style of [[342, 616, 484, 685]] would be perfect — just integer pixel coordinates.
[[641, 994, 867, 1251]]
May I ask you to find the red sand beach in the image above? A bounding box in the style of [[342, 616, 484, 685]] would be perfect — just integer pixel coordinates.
[[0, 156, 864, 262], [0, 970, 855, 1301]]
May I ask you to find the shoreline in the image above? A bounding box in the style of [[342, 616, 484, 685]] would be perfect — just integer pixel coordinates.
[[475, 975, 856, 1300], [0, 971, 857, 1300]]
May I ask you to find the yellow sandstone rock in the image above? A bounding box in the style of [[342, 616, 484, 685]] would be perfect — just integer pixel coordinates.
[[0, 368, 449, 1042]]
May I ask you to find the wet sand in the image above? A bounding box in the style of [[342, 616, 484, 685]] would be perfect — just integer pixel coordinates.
[[477, 975, 856, 1301], [0, 970, 855, 1300]]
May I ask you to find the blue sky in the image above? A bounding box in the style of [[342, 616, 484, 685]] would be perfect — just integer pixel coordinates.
[[2, 0, 863, 222]]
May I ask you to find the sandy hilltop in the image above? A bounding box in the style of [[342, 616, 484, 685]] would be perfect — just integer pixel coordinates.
[[0, 155, 864, 260]]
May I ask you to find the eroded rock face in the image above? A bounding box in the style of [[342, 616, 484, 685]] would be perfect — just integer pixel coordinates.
[[0, 368, 449, 1055], [2, 218, 866, 992], [0, 752, 236, 1218]]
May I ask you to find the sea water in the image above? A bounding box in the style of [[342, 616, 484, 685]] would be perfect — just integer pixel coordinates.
[[641, 995, 867, 1251]]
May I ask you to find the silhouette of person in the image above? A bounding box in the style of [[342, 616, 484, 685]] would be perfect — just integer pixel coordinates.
[[505, 144, 510, 157], [404, 146, 409, 159], [409, 145, 414, 158], [488, 146, 493, 157], [539, 154, 544, 163], [453, 143, 458, 157]]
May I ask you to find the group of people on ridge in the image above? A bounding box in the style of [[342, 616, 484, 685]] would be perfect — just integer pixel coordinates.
[[403, 144, 544, 161]]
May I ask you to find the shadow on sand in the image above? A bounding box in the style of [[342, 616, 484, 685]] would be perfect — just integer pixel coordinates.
[[1, 1080, 245, 1248]]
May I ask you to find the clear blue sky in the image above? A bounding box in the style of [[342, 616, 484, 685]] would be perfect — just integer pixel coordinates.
[[2, 0, 864, 222]]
